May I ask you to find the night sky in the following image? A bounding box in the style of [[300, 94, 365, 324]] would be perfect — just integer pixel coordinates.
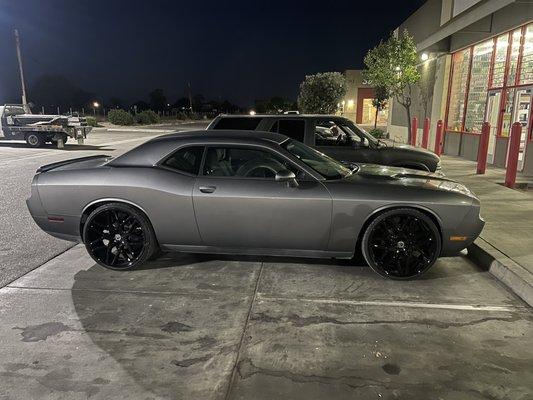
[[0, 0, 425, 107]]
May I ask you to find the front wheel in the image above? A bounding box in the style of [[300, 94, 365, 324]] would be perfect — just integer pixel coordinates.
[[26, 133, 44, 148], [83, 203, 157, 270], [361, 208, 441, 279]]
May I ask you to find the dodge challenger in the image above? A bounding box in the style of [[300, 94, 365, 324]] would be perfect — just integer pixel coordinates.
[[26, 130, 484, 279]]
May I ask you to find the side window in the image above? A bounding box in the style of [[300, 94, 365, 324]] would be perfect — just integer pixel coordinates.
[[203, 147, 299, 179], [277, 119, 305, 142], [315, 120, 362, 147], [269, 120, 279, 133], [213, 117, 262, 130], [162, 146, 204, 175]]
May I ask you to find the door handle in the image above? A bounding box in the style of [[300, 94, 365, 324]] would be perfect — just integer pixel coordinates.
[[199, 185, 216, 193]]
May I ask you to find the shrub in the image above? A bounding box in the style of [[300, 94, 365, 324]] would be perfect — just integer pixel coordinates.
[[107, 109, 134, 125], [176, 111, 189, 120], [368, 128, 386, 139], [85, 116, 97, 127], [134, 110, 160, 125]]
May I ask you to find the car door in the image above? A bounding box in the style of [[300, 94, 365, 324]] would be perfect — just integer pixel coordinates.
[[312, 119, 375, 163], [192, 144, 332, 251]]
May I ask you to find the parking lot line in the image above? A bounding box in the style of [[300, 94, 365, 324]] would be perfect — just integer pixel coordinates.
[[256, 294, 525, 312]]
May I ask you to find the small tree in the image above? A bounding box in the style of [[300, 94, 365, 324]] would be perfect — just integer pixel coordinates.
[[364, 30, 420, 142], [372, 85, 389, 129], [297, 72, 346, 114]]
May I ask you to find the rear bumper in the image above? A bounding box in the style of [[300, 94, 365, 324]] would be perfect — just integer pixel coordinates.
[[26, 176, 81, 243]]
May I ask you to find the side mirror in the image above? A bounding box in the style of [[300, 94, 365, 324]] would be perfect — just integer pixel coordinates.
[[275, 169, 299, 187]]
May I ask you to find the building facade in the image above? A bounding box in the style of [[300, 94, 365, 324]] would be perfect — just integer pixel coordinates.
[[387, 0, 533, 174], [339, 70, 388, 128]]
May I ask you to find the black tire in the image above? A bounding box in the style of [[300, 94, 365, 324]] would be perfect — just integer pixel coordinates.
[[51, 135, 68, 145], [25, 133, 44, 148], [83, 202, 157, 270], [361, 208, 441, 280]]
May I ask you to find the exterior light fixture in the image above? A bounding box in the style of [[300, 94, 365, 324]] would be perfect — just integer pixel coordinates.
[[249, 110, 256, 115], [93, 101, 100, 108], [421, 53, 429, 61], [347, 99, 354, 108]]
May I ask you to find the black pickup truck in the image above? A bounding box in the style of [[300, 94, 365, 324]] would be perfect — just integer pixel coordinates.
[[207, 114, 441, 172]]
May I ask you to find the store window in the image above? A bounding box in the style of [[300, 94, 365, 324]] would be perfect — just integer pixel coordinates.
[[491, 34, 508, 88], [464, 40, 493, 132], [447, 49, 471, 131], [520, 24, 533, 84], [507, 29, 522, 86]]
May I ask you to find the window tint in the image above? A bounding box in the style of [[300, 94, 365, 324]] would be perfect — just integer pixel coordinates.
[[315, 119, 362, 147], [277, 119, 305, 142], [213, 117, 262, 130], [162, 146, 204, 175], [203, 147, 298, 179]]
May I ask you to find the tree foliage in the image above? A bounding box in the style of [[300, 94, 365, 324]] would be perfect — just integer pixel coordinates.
[[297, 72, 346, 114], [364, 30, 420, 141], [108, 109, 134, 125], [255, 96, 296, 114]]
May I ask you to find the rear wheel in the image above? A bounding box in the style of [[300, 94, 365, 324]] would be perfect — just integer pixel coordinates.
[[361, 208, 441, 279], [25, 133, 44, 148], [83, 203, 157, 270]]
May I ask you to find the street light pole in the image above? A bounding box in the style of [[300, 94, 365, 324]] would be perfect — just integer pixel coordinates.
[[14, 29, 30, 113]]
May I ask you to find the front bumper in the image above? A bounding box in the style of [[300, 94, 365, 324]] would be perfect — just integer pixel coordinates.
[[440, 206, 485, 256]]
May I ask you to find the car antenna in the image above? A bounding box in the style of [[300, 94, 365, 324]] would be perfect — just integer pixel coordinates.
[[14, 29, 30, 114]]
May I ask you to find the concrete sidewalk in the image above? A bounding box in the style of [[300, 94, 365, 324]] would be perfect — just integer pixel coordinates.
[[441, 155, 533, 306]]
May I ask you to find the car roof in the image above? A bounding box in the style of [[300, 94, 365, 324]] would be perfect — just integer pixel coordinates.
[[152, 129, 288, 144], [214, 114, 348, 119], [109, 129, 289, 167]]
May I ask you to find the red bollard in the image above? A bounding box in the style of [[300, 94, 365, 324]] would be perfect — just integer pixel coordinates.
[[421, 118, 430, 149], [434, 120, 444, 156], [505, 122, 522, 188], [410, 117, 418, 146], [476, 122, 491, 175]]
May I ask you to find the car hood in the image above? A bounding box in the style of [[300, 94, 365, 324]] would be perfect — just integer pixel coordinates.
[[347, 163, 475, 198], [379, 142, 439, 157]]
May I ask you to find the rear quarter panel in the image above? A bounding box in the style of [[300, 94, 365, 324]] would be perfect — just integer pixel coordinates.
[[36, 166, 201, 246]]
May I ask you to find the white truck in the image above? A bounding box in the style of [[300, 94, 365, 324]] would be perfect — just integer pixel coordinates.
[[0, 104, 92, 148]]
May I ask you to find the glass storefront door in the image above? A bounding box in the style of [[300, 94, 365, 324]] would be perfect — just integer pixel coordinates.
[[485, 91, 501, 163], [513, 87, 532, 170]]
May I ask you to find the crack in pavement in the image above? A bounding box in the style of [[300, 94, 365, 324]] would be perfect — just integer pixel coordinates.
[[250, 311, 526, 329]]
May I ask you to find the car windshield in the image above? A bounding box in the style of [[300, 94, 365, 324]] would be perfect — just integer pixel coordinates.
[[282, 139, 352, 180], [337, 120, 379, 147]]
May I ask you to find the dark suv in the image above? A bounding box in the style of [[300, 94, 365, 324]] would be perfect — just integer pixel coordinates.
[[207, 115, 441, 172]]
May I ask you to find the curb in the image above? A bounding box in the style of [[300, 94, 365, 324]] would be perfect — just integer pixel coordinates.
[[467, 238, 533, 307]]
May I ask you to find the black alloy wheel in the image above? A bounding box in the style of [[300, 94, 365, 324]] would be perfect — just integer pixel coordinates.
[[362, 208, 441, 279], [83, 203, 157, 270]]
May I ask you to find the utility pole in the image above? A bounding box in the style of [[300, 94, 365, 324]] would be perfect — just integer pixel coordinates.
[[14, 29, 30, 113], [187, 82, 194, 113]]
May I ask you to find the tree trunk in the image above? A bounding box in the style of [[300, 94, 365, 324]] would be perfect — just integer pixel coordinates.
[[404, 104, 412, 144], [374, 106, 379, 129]]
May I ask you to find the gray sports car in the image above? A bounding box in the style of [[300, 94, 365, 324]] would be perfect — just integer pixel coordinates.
[[26, 130, 484, 279]]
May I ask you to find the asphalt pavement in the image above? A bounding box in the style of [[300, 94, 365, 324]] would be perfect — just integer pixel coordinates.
[[0, 121, 209, 287]]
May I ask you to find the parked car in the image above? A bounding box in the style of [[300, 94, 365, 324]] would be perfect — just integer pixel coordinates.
[[27, 130, 483, 279], [207, 114, 441, 172]]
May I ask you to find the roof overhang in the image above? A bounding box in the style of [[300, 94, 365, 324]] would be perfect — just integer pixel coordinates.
[[416, 0, 515, 52]]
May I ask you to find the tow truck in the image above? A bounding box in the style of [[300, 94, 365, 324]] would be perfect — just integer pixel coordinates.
[[0, 104, 92, 148]]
